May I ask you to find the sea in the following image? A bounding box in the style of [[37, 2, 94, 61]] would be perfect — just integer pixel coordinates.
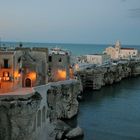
[[2, 42, 140, 140], [1, 41, 140, 55]]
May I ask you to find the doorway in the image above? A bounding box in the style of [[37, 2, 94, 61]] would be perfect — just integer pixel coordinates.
[[25, 78, 32, 87]]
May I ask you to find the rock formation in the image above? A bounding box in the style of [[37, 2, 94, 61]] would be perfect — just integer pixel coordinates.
[[77, 60, 140, 90], [0, 80, 83, 140], [45, 80, 83, 140], [0, 92, 42, 140], [47, 80, 82, 120]]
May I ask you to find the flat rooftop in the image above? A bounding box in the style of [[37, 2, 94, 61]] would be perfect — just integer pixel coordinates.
[[0, 88, 34, 99]]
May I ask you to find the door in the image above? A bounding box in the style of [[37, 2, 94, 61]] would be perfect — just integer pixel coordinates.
[[25, 78, 31, 87]]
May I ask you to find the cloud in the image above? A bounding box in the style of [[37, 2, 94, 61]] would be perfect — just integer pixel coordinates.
[[128, 8, 140, 18]]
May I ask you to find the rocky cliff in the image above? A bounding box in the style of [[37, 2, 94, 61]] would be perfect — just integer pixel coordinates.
[[43, 80, 83, 140], [77, 60, 140, 90], [47, 80, 82, 120], [0, 80, 83, 140], [0, 92, 42, 140]]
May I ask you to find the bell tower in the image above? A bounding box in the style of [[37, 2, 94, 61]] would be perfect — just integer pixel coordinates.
[[115, 40, 121, 51]]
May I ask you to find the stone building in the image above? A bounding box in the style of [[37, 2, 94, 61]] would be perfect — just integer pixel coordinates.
[[85, 54, 111, 65], [0, 50, 20, 92], [48, 48, 73, 82], [0, 47, 48, 93], [105, 41, 138, 60]]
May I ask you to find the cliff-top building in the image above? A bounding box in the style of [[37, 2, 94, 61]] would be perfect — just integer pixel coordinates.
[[0, 47, 48, 93], [48, 48, 73, 82], [105, 41, 138, 60]]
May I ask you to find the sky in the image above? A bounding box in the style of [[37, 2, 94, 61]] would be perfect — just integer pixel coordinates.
[[0, 0, 140, 45]]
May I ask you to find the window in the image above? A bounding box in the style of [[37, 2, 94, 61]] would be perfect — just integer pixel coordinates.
[[49, 56, 52, 62], [3, 72, 9, 77], [4, 59, 9, 68], [59, 58, 62, 62], [3, 72, 10, 81], [18, 57, 21, 63]]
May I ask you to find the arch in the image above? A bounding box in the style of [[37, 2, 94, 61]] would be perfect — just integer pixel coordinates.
[[25, 78, 32, 87], [42, 106, 46, 123], [37, 110, 41, 127]]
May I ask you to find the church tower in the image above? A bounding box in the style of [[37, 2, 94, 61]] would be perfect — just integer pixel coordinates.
[[115, 40, 121, 51]]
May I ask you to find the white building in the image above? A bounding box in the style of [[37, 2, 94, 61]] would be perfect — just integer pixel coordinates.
[[120, 48, 138, 59], [105, 41, 138, 60], [85, 54, 111, 65]]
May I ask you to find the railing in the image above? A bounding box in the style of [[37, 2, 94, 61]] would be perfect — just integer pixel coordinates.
[[0, 66, 12, 69]]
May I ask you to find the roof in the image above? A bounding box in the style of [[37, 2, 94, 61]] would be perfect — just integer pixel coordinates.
[[85, 54, 107, 56], [121, 48, 136, 50], [0, 51, 15, 55]]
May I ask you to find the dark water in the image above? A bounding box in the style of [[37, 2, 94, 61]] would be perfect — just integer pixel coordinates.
[[78, 77, 140, 140]]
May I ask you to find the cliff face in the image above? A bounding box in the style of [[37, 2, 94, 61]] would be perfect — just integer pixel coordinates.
[[78, 61, 140, 90], [0, 92, 42, 140], [47, 80, 82, 120], [0, 80, 82, 140]]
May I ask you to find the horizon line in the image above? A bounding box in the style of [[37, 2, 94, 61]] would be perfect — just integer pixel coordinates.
[[0, 40, 140, 47]]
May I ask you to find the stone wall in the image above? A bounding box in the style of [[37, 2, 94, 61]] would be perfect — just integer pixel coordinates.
[[48, 54, 70, 82], [16, 48, 49, 87]]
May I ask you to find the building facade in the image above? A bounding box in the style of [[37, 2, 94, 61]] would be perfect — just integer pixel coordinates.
[[48, 48, 73, 82], [0, 47, 48, 93], [85, 54, 111, 65], [105, 41, 138, 60]]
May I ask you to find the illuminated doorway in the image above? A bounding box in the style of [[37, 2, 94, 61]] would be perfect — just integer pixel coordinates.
[[25, 78, 32, 87]]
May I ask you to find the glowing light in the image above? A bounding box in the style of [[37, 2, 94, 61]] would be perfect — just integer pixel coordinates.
[[28, 72, 36, 80], [14, 71, 20, 78], [57, 69, 66, 80], [5, 77, 10, 81], [4, 72, 8, 77]]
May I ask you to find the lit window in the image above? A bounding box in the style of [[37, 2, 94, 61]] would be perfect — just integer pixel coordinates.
[[3, 72, 9, 77], [3, 72, 10, 81]]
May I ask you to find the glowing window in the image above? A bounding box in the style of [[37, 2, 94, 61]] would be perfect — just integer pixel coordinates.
[[3, 72, 10, 81]]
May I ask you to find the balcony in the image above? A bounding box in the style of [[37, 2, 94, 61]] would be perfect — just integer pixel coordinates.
[[0, 65, 12, 70]]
